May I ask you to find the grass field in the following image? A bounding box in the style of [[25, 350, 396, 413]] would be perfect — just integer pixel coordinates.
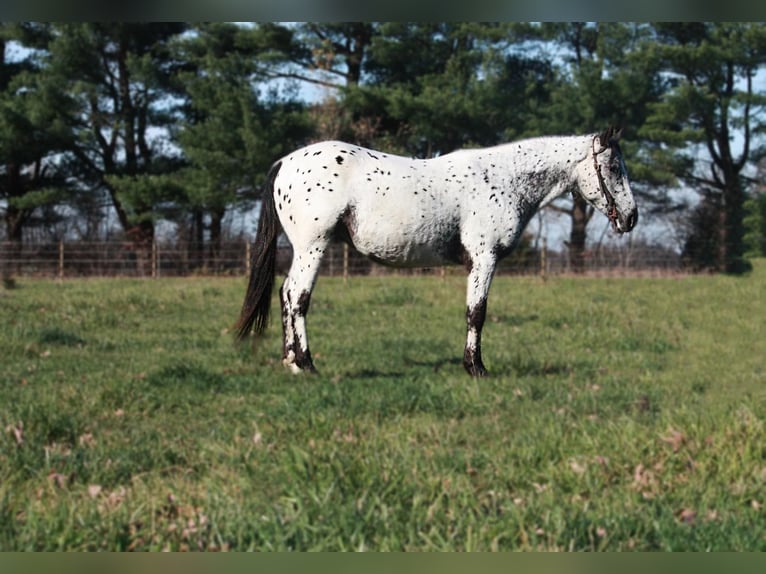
[[1, 263, 765, 551]]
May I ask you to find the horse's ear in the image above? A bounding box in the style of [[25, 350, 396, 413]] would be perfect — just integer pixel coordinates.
[[598, 127, 611, 148], [599, 126, 623, 148]]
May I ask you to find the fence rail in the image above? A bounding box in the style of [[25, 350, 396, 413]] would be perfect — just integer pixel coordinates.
[[1, 239, 687, 280]]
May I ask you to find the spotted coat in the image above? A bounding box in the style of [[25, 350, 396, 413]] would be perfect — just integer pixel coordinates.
[[237, 130, 638, 376]]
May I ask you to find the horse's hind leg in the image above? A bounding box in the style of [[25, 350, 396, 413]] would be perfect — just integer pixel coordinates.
[[281, 240, 327, 374]]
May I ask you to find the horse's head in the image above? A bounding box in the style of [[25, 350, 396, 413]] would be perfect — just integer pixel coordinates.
[[577, 127, 638, 234]]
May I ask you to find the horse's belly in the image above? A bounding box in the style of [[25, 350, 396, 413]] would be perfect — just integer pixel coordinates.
[[350, 217, 461, 268]]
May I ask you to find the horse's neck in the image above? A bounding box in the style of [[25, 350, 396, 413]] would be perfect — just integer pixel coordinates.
[[529, 135, 592, 207]]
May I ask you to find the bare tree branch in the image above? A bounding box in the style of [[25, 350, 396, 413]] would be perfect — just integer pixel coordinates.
[[685, 171, 721, 190], [256, 66, 344, 91]]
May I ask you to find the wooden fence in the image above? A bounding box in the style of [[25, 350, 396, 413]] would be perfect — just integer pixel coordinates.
[[1, 239, 686, 280]]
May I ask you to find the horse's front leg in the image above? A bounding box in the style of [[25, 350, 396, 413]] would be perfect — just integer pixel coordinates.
[[463, 254, 496, 377]]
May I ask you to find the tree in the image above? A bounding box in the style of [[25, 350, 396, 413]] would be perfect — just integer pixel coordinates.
[[284, 23, 379, 146], [640, 22, 766, 274], [173, 23, 312, 268], [292, 23, 375, 88], [523, 22, 665, 271], [0, 23, 73, 244], [343, 23, 549, 157], [42, 23, 188, 270], [260, 23, 553, 156], [681, 189, 724, 271], [743, 158, 766, 259]]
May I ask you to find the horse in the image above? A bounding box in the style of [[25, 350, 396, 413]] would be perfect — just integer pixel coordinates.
[[236, 127, 638, 377]]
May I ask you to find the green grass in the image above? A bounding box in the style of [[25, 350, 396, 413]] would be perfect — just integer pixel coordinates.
[[1, 262, 765, 550]]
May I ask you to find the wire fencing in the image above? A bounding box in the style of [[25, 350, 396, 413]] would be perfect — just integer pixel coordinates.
[[1, 238, 688, 281]]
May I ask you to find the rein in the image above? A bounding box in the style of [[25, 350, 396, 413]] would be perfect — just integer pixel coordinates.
[[592, 136, 620, 232]]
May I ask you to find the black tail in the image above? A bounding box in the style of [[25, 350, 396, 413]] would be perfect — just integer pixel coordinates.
[[235, 161, 282, 342]]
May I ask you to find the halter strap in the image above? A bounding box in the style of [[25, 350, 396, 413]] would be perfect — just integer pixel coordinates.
[[592, 136, 619, 231]]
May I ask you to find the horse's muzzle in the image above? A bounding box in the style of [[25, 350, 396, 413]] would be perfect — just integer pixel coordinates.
[[622, 208, 638, 233], [611, 206, 638, 234]]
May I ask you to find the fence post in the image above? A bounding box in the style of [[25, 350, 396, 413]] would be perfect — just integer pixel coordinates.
[[58, 240, 65, 281], [343, 243, 349, 284], [540, 236, 547, 281], [151, 240, 159, 279]]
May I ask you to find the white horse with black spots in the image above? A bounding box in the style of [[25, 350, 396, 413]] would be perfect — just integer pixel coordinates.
[[236, 127, 638, 376]]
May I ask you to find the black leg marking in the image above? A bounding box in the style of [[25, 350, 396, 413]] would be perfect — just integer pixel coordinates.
[[279, 283, 291, 362], [292, 290, 317, 373], [293, 345, 317, 373], [464, 298, 488, 377], [296, 290, 312, 316], [281, 282, 318, 374]]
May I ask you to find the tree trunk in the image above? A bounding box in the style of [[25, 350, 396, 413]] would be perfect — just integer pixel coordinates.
[[209, 209, 225, 271], [117, 39, 138, 175], [722, 180, 749, 274], [345, 24, 372, 86], [126, 219, 154, 277], [568, 194, 590, 273], [2, 164, 23, 278], [3, 163, 26, 243], [191, 209, 204, 271]]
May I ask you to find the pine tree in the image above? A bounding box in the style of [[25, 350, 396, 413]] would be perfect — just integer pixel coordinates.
[[640, 23, 766, 274], [525, 23, 665, 271], [173, 23, 311, 269], [0, 23, 73, 244], [42, 23, 188, 272]]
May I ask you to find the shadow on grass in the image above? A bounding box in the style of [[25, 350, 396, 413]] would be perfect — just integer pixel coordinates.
[[510, 357, 580, 377], [403, 356, 463, 373], [38, 327, 86, 347], [146, 363, 227, 392], [344, 354, 582, 380], [348, 368, 407, 379]]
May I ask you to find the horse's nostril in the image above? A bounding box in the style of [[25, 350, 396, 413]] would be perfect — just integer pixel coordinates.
[[623, 209, 638, 233]]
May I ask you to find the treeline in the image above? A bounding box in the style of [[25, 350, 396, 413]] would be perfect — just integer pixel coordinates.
[[1, 23, 765, 274]]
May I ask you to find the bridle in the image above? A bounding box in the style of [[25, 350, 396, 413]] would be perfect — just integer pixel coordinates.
[[592, 136, 620, 232]]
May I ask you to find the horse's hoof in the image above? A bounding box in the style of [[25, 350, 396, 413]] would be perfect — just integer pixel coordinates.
[[283, 359, 318, 375], [464, 362, 489, 377], [284, 361, 302, 375]]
